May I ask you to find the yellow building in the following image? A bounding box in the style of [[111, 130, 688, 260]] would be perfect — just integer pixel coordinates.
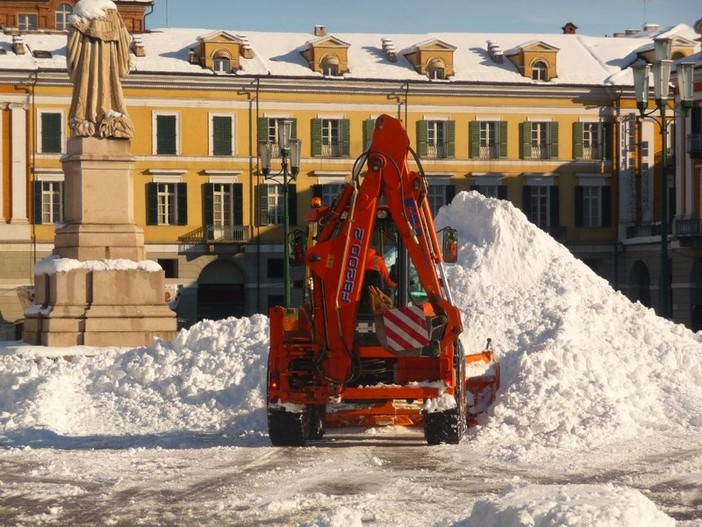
[[0, 2, 700, 336]]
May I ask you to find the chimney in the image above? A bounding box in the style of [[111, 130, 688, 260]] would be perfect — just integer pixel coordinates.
[[561, 22, 578, 35], [487, 40, 504, 63], [314, 25, 326, 37], [237, 34, 254, 59], [12, 35, 25, 55], [381, 38, 397, 62], [131, 35, 145, 57]]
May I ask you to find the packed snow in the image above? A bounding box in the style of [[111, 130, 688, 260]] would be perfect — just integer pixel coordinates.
[[2, 191, 702, 526]]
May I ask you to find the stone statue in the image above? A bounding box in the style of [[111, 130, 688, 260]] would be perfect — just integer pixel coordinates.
[[66, 0, 135, 139]]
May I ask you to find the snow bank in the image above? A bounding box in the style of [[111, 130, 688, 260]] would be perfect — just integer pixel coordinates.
[[459, 484, 675, 527], [435, 192, 702, 457], [0, 316, 268, 442], [2, 192, 702, 462]]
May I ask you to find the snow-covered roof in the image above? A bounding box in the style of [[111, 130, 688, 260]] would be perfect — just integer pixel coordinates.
[[0, 23, 698, 87]]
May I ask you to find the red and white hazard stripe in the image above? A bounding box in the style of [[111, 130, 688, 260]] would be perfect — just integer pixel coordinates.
[[383, 305, 430, 352]]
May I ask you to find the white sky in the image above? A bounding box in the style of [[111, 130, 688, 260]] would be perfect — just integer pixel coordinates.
[[147, 0, 701, 37]]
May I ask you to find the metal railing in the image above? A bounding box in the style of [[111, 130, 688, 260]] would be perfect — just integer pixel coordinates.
[[674, 218, 702, 237], [625, 223, 668, 239], [178, 225, 251, 248]]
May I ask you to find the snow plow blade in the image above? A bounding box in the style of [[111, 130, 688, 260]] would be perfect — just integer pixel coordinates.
[[465, 342, 500, 426]]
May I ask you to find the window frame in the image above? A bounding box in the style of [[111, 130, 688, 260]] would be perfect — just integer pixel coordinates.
[[18, 14, 38, 30], [55, 3, 72, 31], [531, 60, 549, 81]]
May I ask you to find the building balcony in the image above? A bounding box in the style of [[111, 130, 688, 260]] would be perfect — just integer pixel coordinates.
[[674, 218, 702, 237], [625, 222, 670, 239], [178, 225, 251, 250]]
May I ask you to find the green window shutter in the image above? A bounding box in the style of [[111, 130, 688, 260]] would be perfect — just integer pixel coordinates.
[[469, 121, 480, 159], [522, 185, 533, 219], [257, 117, 270, 143], [520, 122, 532, 159], [499, 121, 508, 158], [446, 120, 455, 158], [548, 122, 559, 159], [257, 184, 269, 226], [290, 118, 298, 139], [416, 120, 428, 157], [311, 118, 322, 157], [445, 184, 456, 205], [574, 185, 584, 227], [602, 122, 613, 161], [601, 186, 612, 227], [573, 122, 584, 160], [156, 115, 177, 154], [549, 186, 560, 227], [203, 183, 214, 225], [212, 116, 232, 156], [233, 183, 243, 225], [364, 119, 375, 149], [146, 183, 158, 225], [41, 113, 62, 153], [340, 119, 351, 157], [176, 183, 188, 225], [33, 181, 43, 224], [288, 183, 298, 226]]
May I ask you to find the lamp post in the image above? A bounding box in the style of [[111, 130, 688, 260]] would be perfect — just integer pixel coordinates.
[[258, 120, 302, 307], [632, 37, 694, 319]]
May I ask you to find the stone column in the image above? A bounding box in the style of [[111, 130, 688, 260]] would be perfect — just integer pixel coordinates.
[[10, 103, 28, 225]]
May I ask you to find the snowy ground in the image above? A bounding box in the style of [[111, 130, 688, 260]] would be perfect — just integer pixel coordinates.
[[1, 192, 702, 526]]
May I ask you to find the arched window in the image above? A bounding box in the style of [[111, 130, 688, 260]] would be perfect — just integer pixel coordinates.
[[321, 55, 340, 76], [427, 58, 446, 80], [531, 60, 548, 81], [56, 3, 73, 31], [212, 50, 232, 73]]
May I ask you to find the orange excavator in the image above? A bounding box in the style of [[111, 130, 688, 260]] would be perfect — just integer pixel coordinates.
[[267, 114, 499, 445]]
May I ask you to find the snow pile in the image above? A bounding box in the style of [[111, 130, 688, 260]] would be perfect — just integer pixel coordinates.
[[435, 192, 702, 455], [460, 484, 675, 527], [0, 316, 268, 441]]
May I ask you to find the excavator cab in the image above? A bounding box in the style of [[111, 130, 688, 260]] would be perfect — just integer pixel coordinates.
[[267, 114, 499, 446]]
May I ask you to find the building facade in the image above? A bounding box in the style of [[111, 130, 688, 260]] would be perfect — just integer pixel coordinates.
[[0, 2, 700, 338]]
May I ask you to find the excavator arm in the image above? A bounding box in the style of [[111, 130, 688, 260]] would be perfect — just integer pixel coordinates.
[[306, 114, 463, 388]]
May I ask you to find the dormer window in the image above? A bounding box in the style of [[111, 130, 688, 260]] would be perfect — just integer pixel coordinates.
[[321, 55, 340, 76], [531, 60, 549, 81], [404, 39, 456, 79], [427, 58, 446, 80], [301, 34, 351, 76], [505, 40, 559, 81]]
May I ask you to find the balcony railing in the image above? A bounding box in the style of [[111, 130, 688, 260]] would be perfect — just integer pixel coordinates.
[[426, 143, 448, 159], [178, 225, 251, 249], [625, 222, 670, 239], [479, 144, 499, 160], [688, 134, 702, 159], [674, 218, 702, 237]]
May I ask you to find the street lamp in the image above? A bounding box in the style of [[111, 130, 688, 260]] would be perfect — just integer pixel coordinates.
[[258, 120, 302, 308], [632, 37, 694, 318]]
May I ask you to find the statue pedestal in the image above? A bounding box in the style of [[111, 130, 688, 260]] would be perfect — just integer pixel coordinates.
[[23, 137, 177, 347]]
